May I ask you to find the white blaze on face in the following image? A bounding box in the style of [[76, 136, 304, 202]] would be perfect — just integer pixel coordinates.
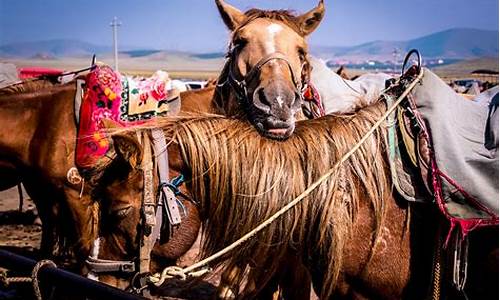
[[264, 23, 283, 54], [276, 95, 284, 108]]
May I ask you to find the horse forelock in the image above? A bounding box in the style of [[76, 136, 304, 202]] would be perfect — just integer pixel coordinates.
[[167, 102, 391, 297], [238, 9, 302, 36]]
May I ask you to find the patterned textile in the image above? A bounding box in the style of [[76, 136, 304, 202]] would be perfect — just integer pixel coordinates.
[[302, 82, 325, 118], [76, 64, 179, 168]]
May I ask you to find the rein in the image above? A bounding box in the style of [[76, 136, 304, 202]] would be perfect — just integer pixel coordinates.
[[147, 66, 426, 287]]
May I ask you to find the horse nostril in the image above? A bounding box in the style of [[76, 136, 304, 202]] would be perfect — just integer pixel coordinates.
[[258, 88, 271, 107], [252, 88, 271, 113]]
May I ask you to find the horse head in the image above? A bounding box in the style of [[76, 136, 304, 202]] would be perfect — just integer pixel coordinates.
[[214, 0, 325, 139], [82, 128, 199, 291]]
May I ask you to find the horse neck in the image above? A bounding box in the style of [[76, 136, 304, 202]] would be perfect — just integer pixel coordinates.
[[0, 84, 76, 164], [179, 86, 218, 114]]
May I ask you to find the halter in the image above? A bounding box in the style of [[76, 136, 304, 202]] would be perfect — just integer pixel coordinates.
[[217, 43, 308, 111], [85, 129, 184, 291]]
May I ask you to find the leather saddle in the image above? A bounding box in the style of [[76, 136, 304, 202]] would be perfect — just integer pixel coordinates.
[[384, 67, 434, 203]]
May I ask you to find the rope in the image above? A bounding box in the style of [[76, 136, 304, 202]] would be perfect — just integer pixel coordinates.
[[0, 259, 56, 300], [431, 225, 443, 300], [148, 68, 425, 287], [31, 260, 57, 300]]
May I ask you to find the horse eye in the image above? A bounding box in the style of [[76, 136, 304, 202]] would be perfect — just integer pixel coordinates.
[[112, 206, 132, 219], [298, 48, 306, 61], [233, 37, 247, 49]]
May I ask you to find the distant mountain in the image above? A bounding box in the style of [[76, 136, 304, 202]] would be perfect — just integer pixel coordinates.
[[312, 28, 498, 61], [0, 39, 111, 58], [1, 28, 497, 61], [191, 52, 225, 59]]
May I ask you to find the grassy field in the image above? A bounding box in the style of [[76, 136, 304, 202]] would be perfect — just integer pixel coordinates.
[[432, 57, 499, 83]]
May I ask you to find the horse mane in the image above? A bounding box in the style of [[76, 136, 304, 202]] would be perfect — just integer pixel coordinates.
[[0, 79, 59, 96], [239, 9, 303, 36], [158, 102, 391, 298]]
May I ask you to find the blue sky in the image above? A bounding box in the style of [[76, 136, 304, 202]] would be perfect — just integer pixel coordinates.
[[0, 0, 498, 52]]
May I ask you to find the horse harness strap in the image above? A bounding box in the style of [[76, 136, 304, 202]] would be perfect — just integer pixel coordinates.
[[86, 255, 136, 273], [86, 238, 137, 277], [138, 129, 183, 274], [74, 79, 85, 125], [152, 128, 182, 226], [139, 131, 156, 274], [222, 49, 305, 107]]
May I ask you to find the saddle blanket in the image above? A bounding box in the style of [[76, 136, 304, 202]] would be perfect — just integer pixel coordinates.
[[76, 64, 180, 169], [411, 69, 498, 234]]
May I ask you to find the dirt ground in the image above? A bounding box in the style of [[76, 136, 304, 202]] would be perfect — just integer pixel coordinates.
[[0, 186, 41, 250]]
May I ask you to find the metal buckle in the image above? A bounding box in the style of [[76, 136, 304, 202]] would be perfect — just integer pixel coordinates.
[[121, 262, 136, 273]]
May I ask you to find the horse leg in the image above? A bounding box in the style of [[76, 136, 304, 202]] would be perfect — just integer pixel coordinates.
[[463, 226, 499, 299], [35, 195, 59, 258], [60, 186, 97, 270]]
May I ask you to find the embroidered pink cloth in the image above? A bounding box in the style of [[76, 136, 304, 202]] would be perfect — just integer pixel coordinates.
[[76, 64, 179, 169]]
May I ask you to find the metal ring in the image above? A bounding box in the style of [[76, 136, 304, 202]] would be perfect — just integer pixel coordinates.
[[401, 49, 422, 76]]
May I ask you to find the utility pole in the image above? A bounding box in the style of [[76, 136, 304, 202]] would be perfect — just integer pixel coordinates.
[[392, 48, 400, 74], [110, 17, 121, 71]]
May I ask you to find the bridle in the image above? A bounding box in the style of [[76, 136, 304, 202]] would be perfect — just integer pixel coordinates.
[[216, 40, 310, 113], [85, 128, 185, 292]]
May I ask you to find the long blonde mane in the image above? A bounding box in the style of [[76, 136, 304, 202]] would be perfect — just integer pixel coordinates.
[[158, 101, 391, 298]]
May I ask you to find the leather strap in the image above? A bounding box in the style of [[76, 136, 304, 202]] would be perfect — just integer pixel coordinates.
[[86, 256, 135, 273], [225, 51, 304, 107], [152, 128, 182, 226], [243, 52, 300, 88], [74, 79, 85, 125], [139, 132, 156, 274]]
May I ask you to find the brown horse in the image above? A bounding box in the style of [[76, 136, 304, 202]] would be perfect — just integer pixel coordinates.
[[101, 104, 497, 299], [0, 79, 213, 274], [213, 0, 325, 140]]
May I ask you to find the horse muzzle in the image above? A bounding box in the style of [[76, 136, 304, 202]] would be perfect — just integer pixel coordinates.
[[255, 115, 295, 140]]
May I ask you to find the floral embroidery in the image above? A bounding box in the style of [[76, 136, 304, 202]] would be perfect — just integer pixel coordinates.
[[76, 64, 179, 169]]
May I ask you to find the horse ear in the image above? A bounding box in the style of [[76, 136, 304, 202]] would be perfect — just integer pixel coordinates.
[[111, 133, 143, 169], [215, 0, 245, 31], [297, 0, 325, 36]]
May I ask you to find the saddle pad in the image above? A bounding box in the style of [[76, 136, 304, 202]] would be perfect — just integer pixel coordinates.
[[76, 64, 180, 169], [408, 69, 498, 237]]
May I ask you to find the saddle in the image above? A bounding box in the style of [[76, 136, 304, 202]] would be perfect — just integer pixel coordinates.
[[386, 66, 499, 292], [387, 67, 498, 230], [75, 64, 181, 169]]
